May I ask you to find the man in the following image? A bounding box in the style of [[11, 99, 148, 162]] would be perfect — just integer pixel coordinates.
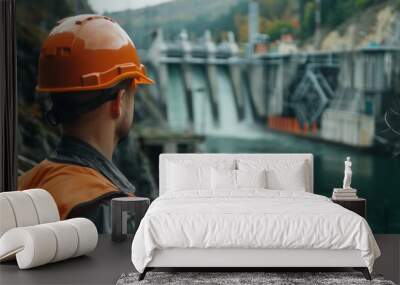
[[18, 14, 154, 233]]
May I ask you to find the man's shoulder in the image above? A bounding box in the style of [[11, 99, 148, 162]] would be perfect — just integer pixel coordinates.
[[18, 159, 115, 190], [24, 159, 104, 175]]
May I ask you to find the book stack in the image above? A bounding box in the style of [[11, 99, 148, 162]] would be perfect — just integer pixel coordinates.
[[332, 188, 358, 200]]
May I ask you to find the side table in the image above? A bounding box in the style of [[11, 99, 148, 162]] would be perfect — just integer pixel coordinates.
[[111, 197, 150, 242], [331, 198, 366, 218]]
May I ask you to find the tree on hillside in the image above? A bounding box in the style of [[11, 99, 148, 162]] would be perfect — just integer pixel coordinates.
[[299, 0, 388, 40]]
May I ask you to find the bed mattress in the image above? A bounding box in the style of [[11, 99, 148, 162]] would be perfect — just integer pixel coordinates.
[[131, 190, 380, 273]]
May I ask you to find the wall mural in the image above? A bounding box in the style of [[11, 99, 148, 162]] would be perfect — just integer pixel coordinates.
[[16, 0, 400, 234]]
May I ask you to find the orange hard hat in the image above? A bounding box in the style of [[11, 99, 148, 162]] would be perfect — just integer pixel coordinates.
[[36, 14, 154, 94]]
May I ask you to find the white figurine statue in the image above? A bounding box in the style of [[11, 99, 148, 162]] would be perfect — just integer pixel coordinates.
[[342, 157, 352, 189]]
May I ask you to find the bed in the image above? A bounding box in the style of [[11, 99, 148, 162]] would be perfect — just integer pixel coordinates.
[[131, 154, 380, 280]]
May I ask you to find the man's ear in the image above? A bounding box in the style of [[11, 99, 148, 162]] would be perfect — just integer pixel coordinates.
[[110, 89, 126, 119]]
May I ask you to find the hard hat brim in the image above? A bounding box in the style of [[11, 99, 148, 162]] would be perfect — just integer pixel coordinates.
[[36, 71, 155, 94], [135, 73, 155, 85]]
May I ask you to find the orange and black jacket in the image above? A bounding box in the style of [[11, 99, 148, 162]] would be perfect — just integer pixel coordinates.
[[19, 136, 135, 233]]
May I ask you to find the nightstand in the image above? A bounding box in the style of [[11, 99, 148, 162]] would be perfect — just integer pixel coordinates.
[[331, 198, 366, 218], [111, 197, 150, 241]]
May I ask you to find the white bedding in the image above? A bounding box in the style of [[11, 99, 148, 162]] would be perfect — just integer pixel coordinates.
[[131, 190, 380, 273]]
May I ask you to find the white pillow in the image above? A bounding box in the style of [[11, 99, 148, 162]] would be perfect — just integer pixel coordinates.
[[211, 169, 268, 191], [266, 167, 306, 191], [236, 169, 267, 189], [238, 159, 308, 191], [167, 162, 211, 191], [166, 159, 235, 192], [211, 168, 236, 190]]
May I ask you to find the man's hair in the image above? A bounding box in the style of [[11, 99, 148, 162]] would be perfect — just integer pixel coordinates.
[[46, 79, 131, 126]]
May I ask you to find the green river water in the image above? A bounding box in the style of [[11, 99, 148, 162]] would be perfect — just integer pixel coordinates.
[[202, 134, 400, 234]]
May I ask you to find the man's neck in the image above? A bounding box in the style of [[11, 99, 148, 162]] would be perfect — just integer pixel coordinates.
[[63, 129, 117, 161]]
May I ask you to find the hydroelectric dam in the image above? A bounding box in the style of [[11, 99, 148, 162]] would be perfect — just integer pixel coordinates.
[[138, 30, 400, 234], [142, 30, 399, 148]]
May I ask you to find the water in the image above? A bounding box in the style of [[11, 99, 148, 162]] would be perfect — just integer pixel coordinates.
[[190, 64, 264, 137], [166, 64, 190, 131], [165, 62, 400, 234], [202, 134, 400, 234]]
